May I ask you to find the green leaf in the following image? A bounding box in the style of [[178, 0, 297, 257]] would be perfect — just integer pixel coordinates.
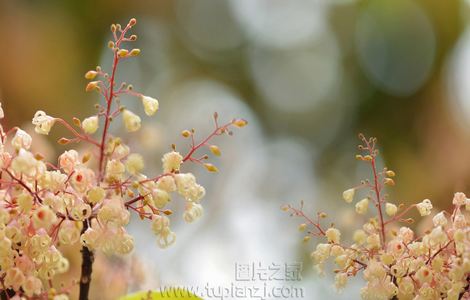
[[120, 289, 202, 300]]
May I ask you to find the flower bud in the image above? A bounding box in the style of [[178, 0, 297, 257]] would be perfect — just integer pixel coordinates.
[[416, 199, 433, 216], [342, 188, 355, 203], [141, 96, 159, 116], [32, 111, 55, 135], [209, 145, 221, 156], [355, 198, 369, 215], [122, 109, 141, 132], [117, 49, 129, 57], [85, 71, 98, 80], [12, 129, 32, 150], [233, 119, 248, 127], [82, 116, 99, 134], [385, 203, 397, 216], [126, 153, 144, 175], [204, 163, 219, 173], [85, 81, 100, 92], [130, 49, 141, 56]]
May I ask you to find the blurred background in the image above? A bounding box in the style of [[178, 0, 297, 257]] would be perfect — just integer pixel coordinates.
[[0, 0, 469, 299]]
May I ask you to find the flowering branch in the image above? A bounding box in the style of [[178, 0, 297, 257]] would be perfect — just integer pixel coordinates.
[[0, 18, 245, 300], [284, 135, 470, 299]]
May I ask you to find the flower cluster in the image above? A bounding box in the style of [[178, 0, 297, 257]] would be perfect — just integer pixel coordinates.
[[0, 18, 246, 299], [284, 134, 470, 300]]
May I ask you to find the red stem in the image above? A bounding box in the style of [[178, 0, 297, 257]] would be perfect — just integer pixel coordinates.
[[182, 121, 233, 162], [97, 52, 119, 181], [371, 158, 386, 248]]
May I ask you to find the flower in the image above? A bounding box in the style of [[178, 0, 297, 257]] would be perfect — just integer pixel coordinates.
[[150, 189, 170, 209], [151, 215, 176, 248], [453, 192, 466, 206], [343, 188, 355, 203], [398, 227, 414, 243], [11, 129, 32, 150], [162, 151, 183, 173], [141, 95, 159, 116], [175, 173, 205, 202], [353, 229, 367, 245], [105, 159, 125, 181], [11, 149, 37, 176], [432, 211, 447, 227], [183, 202, 204, 223], [334, 273, 348, 291], [416, 199, 433, 216], [4, 268, 25, 290], [59, 150, 80, 173], [0, 102, 4, 119], [87, 187, 106, 204], [385, 203, 397, 216], [23, 276, 42, 297], [156, 176, 176, 193], [355, 198, 369, 215], [125, 153, 144, 175], [122, 109, 141, 132], [325, 227, 341, 244], [58, 220, 81, 245], [32, 111, 55, 135], [82, 116, 99, 134]]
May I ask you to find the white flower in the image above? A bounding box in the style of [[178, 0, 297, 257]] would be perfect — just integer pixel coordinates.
[[452, 192, 466, 206], [115, 232, 134, 255], [80, 227, 100, 249], [366, 234, 381, 249], [23, 276, 42, 297], [0, 102, 4, 119], [97, 198, 130, 226], [398, 227, 414, 243], [162, 151, 183, 173], [417, 199, 433, 216], [11, 129, 32, 150], [105, 159, 125, 180], [175, 173, 205, 202], [325, 227, 341, 244], [32, 206, 57, 230], [82, 116, 99, 134], [122, 109, 141, 132], [4, 267, 25, 290], [342, 188, 355, 203], [311, 243, 331, 264], [183, 202, 204, 223], [151, 189, 170, 209], [87, 187, 106, 204], [355, 198, 369, 215], [141, 95, 159, 116], [334, 273, 348, 291], [385, 203, 397, 216], [125, 153, 144, 175], [156, 176, 176, 193], [432, 211, 447, 227], [32, 111, 55, 135], [151, 215, 176, 248], [11, 149, 37, 176], [453, 212, 466, 229], [58, 220, 81, 245], [353, 229, 367, 245], [426, 226, 447, 246], [59, 150, 80, 173], [151, 215, 170, 235]]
